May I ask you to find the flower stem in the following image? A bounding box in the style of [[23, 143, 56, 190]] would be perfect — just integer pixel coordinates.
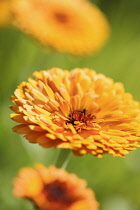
[[54, 149, 71, 169]]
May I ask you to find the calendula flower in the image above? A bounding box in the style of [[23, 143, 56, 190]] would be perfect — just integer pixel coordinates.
[[13, 164, 99, 210], [12, 0, 109, 55], [10, 68, 140, 157], [0, 0, 12, 26]]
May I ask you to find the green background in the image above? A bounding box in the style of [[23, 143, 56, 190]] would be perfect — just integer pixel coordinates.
[[1, 0, 140, 209]]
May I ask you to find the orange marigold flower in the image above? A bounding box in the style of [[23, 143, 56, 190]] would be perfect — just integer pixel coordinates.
[[12, 0, 109, 55], [10, 68, 140, 157], [0, 0, 12, 26], [13, 164, 99, 210]]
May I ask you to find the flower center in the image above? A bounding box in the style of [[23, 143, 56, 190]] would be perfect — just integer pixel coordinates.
[[45, 182, 76, 205], [54, 12, 69, 24], [67, 109, 94, 125], [46, 184, 65, 200]]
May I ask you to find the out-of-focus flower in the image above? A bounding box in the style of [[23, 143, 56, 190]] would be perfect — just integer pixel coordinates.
[[13, 164, 99, 210], [10, 68, 140, 157], [12, 0, 110, 55], [0, 0, 12, 26]]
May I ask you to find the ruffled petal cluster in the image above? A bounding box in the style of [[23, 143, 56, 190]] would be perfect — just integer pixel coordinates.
[[10, 68, 140, 157], [12, 0, 109, 55], [13, 164, 98, 210]]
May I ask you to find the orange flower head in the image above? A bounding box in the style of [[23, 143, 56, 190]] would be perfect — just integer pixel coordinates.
[[10, 68, 140, 157], [13, 164, 99, 210], [12, 0, 110, 55], [0, 0, 12, 26]]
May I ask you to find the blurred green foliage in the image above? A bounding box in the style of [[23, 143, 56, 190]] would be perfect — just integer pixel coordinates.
[[1, 0, 140, 209]]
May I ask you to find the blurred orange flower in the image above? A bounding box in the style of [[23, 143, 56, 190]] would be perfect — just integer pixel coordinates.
[[10, 68, 140, 157], [12, 0, 109, 55], [13, 164, 99, 210], [0, 0, 12, 26]]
